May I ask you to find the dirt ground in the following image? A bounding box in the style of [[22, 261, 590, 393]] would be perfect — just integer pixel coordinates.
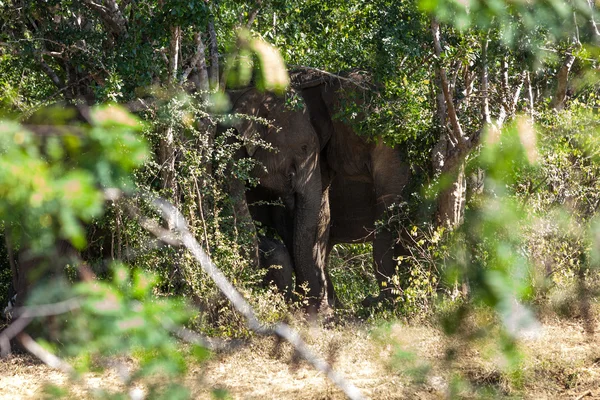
[[0, 318, 599, 399]]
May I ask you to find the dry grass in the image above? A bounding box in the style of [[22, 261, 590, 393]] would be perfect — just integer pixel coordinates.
[[0, 318, 599, 399]]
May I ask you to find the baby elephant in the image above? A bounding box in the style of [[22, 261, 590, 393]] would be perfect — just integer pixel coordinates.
[[258, 236, 294, 298]]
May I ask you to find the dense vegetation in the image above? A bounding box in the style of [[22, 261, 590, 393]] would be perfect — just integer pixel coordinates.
[[1, 0, 599, 398]]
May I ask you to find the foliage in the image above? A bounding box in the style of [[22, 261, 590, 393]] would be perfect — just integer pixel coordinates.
[[46, 264, 208, 398], [1, 0, 600, 398], [0, 105, 147, 250]]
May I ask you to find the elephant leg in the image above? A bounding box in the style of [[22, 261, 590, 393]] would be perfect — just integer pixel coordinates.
[[259, 236, 294, 299], [323, 242, 344, 308], [316, 184, 334, 310], [373, 195, 397, 292], [368, 144, 411, 305], [361, 194, 400, 308]]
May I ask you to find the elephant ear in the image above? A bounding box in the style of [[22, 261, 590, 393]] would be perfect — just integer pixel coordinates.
[[301, 85, 334, 151], [232, 90, 268, 157]]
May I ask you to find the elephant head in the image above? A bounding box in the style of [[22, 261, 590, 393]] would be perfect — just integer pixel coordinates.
[[231, 88, 325, 308]]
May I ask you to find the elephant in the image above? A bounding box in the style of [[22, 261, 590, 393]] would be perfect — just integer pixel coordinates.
[[299, 75, 412, 306], [229, 88, 329, 311], [258, 236, 294, 297], [230, 77, 411, 310]]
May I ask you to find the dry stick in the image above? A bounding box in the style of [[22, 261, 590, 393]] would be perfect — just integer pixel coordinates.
[[574, 389, 593, 400], [147, 195, 365, 400]]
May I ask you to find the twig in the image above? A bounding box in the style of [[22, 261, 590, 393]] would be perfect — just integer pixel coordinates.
[[574, 389, 592, 400], [144, 194, 366, 400]]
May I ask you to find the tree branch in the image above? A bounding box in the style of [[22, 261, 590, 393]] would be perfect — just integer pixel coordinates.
[[431, 20, 466, 147], [0, 298, 81, 356], [81, 0, 127, 37], [143, 194, 365, 400], [246, 1, 263, 28], [181, 32, 209, 90], [18, 333, 74, 374], [169, 26, 182, 83], [289, 66, 375, 92], [38, 56, 64, 89], [480, 35, 491, 125], [551, 50, 576, 111]]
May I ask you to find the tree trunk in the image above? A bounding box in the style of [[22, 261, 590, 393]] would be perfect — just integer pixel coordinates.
[[551, 51, 576, 111], [208, 20, 220, 90], [437, 163, 467, 227], [431, 19, 469, 228], [160, 26, 182, 228]]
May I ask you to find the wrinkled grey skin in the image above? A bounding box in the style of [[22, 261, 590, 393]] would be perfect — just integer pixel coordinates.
[[301, 81, 412, 306], [231, 88, 326, 310], [258, 236, 294, 298]]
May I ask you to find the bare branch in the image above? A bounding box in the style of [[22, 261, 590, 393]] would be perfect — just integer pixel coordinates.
[[161, 320, 242, 352], [526, 71, 534, 120], [41, 50, 64, 58], [512, 71, 527, 112], [0, 298, 81, 356], [18, 333, 74, 374], [144, 194, 365, 400], [0, 316, 32, 357], [11, 298, 82, 319], [588, 0, 600, 41], [123, 201, 183, 246]]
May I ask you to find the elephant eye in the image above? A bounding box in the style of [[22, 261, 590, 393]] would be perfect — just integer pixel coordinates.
[[301, 144, 308, 153]]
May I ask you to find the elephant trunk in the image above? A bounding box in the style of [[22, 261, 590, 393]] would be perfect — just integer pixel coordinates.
[[292, 166, 324, 311]]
